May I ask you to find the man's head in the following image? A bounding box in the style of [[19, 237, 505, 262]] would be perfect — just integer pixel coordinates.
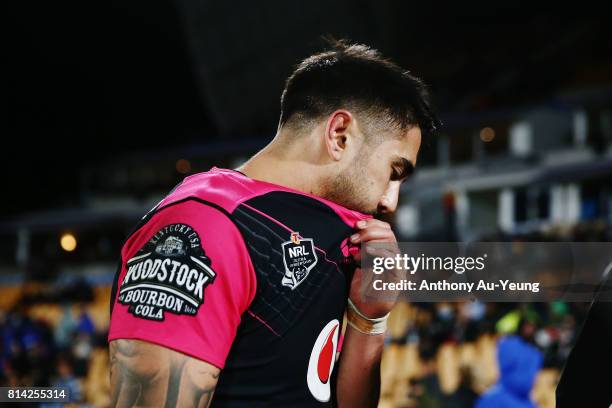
[[277, 40, 439, 215]]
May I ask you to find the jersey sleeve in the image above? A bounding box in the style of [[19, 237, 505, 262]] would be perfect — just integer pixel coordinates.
[[108, 199, 257, 369]]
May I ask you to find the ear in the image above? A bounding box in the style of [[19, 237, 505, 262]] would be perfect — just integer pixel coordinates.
[[324, 110, 353, 161]]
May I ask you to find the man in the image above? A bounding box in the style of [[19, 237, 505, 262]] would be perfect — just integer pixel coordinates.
[[108, 40, 439, 407], [555, 269, 612, 407]]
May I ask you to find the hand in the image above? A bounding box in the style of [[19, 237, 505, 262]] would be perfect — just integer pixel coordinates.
[[348, 219, 401, 319]]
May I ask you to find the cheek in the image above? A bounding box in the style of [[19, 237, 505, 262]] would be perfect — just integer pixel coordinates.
[[361, 169, 388, 203], [363, 155, 390, 195]]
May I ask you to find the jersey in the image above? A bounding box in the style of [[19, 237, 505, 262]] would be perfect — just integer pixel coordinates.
[[108, 167, 371, 407]]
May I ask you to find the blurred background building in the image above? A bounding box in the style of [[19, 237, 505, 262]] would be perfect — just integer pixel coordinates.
[[3, 1, 612, 406]]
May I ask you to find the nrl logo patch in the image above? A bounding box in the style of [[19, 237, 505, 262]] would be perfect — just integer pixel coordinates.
[[117, 223, 216, 321], [281, 232, 318, 290]]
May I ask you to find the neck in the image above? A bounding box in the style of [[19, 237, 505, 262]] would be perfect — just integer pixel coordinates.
[[236, 132, 326, 196]]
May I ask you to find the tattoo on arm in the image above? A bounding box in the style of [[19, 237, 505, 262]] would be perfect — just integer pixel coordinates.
[[110, 339, 220, 407]]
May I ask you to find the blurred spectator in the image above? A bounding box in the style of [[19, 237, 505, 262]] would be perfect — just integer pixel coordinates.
[[445, 366, 479, 408], [72, 304, 95, 376], [0, 282, 106, 401], [1, 308, 54, 387], [52, 352, 82, 403], [72, 331, 93, 378], [76, 304, 95, 336], [476, 336, 543, 408], [54, 304, 76, 348], [456, 300, 487, 342], [412, 339, 444, 407]]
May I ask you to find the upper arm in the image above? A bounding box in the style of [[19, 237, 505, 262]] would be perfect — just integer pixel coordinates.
[[108, 199, 256, 401], [110, 339, 220, 407]]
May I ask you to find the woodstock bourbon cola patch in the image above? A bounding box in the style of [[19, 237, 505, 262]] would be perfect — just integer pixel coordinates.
[[118, 223, 217, 321]]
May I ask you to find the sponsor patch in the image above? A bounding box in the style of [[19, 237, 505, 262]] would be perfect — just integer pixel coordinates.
[[281, 232, 318, 290], [118, 223, 216, 321], [307, 319, 340, 402]]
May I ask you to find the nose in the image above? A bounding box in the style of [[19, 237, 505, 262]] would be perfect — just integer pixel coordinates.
[[377, 181, 401, 214]]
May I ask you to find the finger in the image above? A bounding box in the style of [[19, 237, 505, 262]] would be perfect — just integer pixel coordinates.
[[350, 227, 396, 244], [356, 219, 391, 230]]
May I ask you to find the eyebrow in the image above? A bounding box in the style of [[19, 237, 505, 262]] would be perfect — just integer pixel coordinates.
[[391, 157, 415, 181]]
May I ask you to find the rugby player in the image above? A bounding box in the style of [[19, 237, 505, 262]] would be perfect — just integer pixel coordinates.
[[108, 40, 439, 407]]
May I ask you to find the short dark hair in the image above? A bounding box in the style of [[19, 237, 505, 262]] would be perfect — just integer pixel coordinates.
[[279, 39, 440, 138]]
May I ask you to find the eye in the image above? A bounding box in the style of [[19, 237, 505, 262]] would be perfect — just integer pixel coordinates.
[[389, 158, 415, 182], [390, 166, 403, 181]]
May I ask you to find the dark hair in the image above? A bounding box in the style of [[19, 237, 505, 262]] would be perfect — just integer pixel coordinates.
[[279, 39, 440, 138]]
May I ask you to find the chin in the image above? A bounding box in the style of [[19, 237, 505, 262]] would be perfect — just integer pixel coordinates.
[[344, 201, 377, 216]]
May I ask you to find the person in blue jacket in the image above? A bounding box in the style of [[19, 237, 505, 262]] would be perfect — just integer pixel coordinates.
[[476, 335, 543, 408]]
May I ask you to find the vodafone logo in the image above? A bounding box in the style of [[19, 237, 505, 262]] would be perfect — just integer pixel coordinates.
[[307, 319, 340, 402]]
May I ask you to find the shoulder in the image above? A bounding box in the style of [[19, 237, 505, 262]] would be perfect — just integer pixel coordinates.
[[155, 166, 370, 228], [121, 169, 256, 260], [156, 167, 267, 214]]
